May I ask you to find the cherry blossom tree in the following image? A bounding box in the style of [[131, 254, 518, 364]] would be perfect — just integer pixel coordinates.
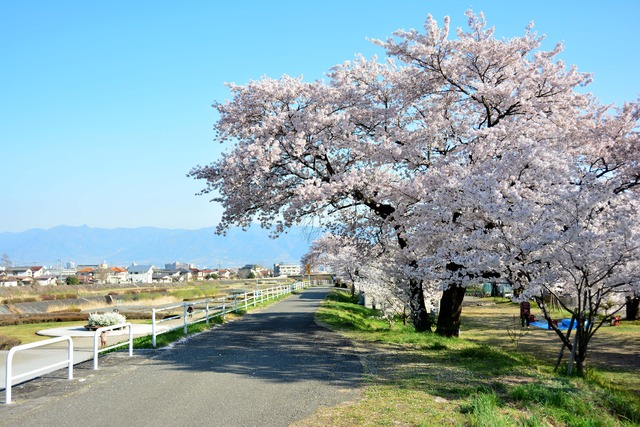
[[190, 10, 638, 339], [301, 233, 363, 298], [302, 232, 423, 326]]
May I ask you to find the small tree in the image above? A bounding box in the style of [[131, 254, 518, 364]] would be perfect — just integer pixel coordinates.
[[1, 253, 12, 269], [66, 276, 80, 285]]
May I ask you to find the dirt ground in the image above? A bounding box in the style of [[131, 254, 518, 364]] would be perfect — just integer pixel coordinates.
[[460, 297, 640, 392]]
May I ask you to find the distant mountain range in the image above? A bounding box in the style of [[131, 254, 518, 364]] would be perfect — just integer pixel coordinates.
[[0, 225, 319, 268]]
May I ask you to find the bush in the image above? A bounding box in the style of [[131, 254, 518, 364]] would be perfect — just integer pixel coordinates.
[[0, 335, 21, 350], [87, 312, 127, 327], [65, 276, 80, 285], [0, 313, 88, 326], [2, 297, 38, 304]]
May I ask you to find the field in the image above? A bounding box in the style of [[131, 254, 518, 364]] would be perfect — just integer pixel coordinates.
[[460, 297, 640, 394], [296, 290, 640, 426]]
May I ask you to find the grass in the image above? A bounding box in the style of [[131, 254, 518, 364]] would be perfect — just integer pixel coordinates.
[[0, 321, 87, 345], [294, 290, 640, 427]]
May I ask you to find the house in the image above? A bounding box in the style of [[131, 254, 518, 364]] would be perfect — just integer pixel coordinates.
[[30, 266, 45, 277], [34, 275, 58, 286], [76, 267, 96, 284], [108, 266, 128, 284], [127, 265, 154, 283], [176, 269, 191, 282], [217, 269, 232, 279], [259, 269, 271, 278], [152, 273, 173, 283], [238, 264, 266, 279], [190, 269, 205, 281], [201, 269, 217, 279], [5, 267, 34, 277], [46, 266, 79, 281], [0, 276, 19, 287], [273, 263, 301, 277]]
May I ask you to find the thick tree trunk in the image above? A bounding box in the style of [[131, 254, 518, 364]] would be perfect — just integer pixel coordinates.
[[435, 283, 466, 337], [408, 278, 433, 332], [626, 295, 640, 320]]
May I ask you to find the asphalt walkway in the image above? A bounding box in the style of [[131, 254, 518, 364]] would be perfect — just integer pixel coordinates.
[[0, 287, 363, 426]]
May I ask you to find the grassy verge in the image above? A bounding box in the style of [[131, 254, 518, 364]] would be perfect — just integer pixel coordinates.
[[0, 321, 87, 346], [296, 290, 640, 427]]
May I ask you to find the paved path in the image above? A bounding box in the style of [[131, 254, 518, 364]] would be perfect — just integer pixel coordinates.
[[0, 287, 362, 426]]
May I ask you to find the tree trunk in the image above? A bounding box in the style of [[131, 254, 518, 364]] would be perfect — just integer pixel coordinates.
[[408, 278, 433, 332], [575, 335, 589, 377], [435, 283, 466, 337], [626, 295, 640, 320]]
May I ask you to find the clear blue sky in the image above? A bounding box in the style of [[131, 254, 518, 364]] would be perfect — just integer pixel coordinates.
[[1, 1, 638, 233]]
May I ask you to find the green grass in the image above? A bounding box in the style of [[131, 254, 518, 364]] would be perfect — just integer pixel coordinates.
[[133, 322, 214, 348], [295, 290, 640, 427], [0, 321, 87, 345]]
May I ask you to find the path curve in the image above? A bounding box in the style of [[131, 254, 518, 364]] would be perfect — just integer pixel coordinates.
[[1, 286, 362, 426]]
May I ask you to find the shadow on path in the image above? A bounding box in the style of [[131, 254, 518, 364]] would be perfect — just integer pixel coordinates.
[[1, 287, 363, 427]]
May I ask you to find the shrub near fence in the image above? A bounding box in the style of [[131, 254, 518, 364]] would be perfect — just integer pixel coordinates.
[[0, 335, 21, 350]]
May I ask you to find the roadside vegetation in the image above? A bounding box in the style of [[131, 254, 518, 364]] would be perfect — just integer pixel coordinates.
[[298, 290, 640, 427], [0, 279, 294, 348]]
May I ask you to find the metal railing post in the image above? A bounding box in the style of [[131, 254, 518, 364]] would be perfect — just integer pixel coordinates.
[[5, 336, 74, 404], [152, 308, 157, 348], [128, 324, 133, 356], [93, 330, 100, 370], [93, 323, 133, 370], [183, 303, 188, 335], [206, 300, 210, 325]]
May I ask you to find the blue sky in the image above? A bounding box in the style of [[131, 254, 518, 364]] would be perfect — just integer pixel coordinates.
[[1, 1, 638, 233]]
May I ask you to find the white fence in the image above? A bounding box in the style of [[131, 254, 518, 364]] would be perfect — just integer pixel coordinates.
[[4, 336, 74, 404], [3, 280, 326, 403], [150, 281, 308, 347]]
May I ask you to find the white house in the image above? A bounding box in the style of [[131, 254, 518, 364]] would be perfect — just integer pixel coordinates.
[[0, 276, 19, 287], [273, 263, 301, 277], [5, 267, 33, 277], [108, 267, 128, 284], [34, 275, 58, 286], [127, 265, 154, 283], [152, 273, 173, 283]]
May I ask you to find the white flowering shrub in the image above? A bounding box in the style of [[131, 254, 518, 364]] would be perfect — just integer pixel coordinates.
[[87, 312, 126, 327]]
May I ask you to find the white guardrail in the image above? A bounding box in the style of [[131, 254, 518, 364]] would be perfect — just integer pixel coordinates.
[[5, 336, 74, 404], [150, 281, 312, 347], [3, 279, 329, 403]]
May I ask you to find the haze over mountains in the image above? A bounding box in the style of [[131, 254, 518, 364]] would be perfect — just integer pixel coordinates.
[[0, 225, 317, 268]]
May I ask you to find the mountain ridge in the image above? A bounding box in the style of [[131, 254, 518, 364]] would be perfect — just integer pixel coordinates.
[[0, 225, 315, 268]]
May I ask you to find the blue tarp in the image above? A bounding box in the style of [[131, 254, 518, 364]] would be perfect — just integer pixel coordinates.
[[530, 318, 574, 330]]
